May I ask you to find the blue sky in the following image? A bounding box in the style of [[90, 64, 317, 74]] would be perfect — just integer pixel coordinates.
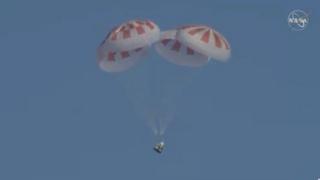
[[0, 0, 319, 179]]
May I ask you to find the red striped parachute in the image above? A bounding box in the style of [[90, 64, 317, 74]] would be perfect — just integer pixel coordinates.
[[98, 20, 160, 72], [176, 25, 231, 62], [155, 29, 209, 67], [104, 20, 160, 51], [154, 25, 231, 67], [97, 46, 148, 72]]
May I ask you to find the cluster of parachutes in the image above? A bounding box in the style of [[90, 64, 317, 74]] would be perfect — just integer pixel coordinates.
[[97, 19, 231, 72]]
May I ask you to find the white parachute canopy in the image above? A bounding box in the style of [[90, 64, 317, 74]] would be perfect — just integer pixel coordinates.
[[155, 29, 209, 67], [98, 19, 160, 72], [97, 47, 148, 73], [103, 20, 160, 52], [176, 25, 231, 62]]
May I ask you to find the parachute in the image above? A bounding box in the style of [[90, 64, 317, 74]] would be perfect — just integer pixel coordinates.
[[98, 20, 160, 72], [176, 25, 231, 62], [155, 30, 209, 67], [97, 46, 148, 72], [103, 20, 160, 52]]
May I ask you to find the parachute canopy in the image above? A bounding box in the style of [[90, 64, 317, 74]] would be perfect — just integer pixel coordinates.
[[97, 47, 148, 73], [98, 20, 160, 72], [155, 30, 209, 67], [102, 20, 160, 52], [176, 25, 231, 62]]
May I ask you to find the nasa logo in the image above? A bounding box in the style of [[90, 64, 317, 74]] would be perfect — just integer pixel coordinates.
[[288, 9, 309, 31]]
